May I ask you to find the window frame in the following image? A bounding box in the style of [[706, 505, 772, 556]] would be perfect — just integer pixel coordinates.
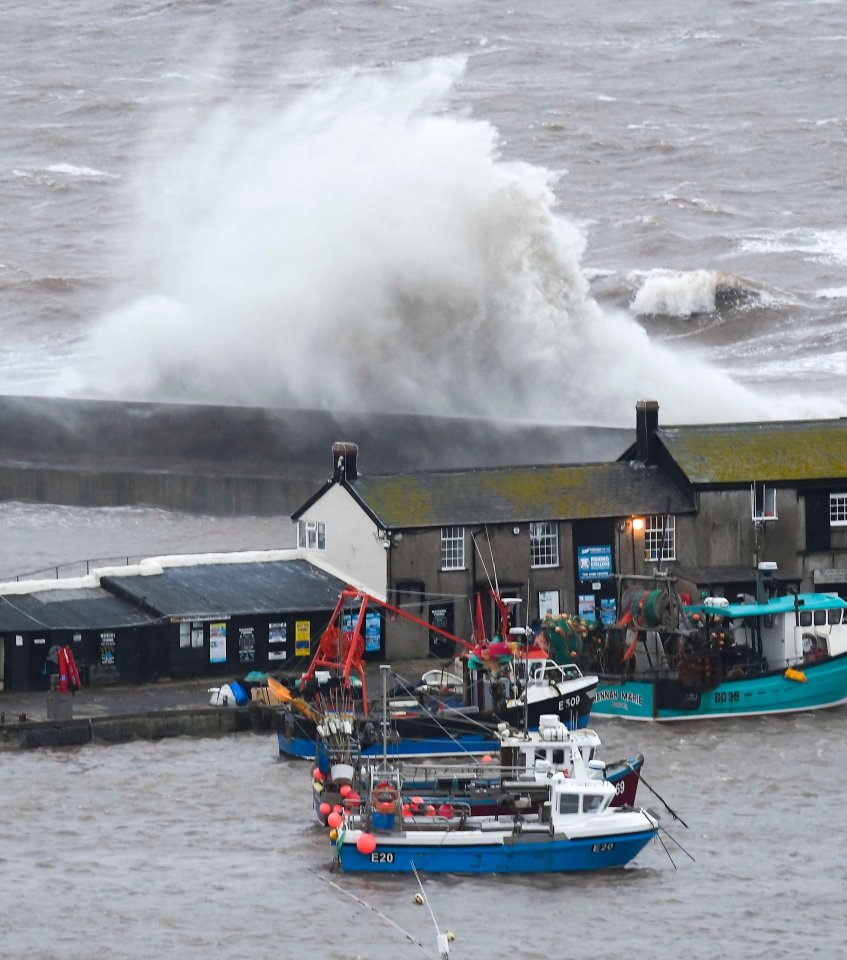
[[644, 514, 676, 562], [298, 519, 326, 550], [440, 526, 465, 571], [751, 483, 778, 521], [830, 493, 847, 527], [530, 520, 560, 569]]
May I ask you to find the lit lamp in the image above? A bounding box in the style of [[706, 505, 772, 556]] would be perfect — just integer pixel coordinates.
[[628, 517, 644, 573]]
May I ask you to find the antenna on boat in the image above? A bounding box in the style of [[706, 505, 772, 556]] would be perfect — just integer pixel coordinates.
[[411, 863, 454, 959], [380, 663, 390, 765]]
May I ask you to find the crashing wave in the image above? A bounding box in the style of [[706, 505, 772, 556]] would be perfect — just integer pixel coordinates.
[[629, 269, 775, 318]]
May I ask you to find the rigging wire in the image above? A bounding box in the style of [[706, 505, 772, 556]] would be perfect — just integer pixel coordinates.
[[624, 761, 689, 828], [319, 875, 439, 960]]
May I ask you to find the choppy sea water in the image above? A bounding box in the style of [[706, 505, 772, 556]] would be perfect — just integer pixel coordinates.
[[2, 0, 846, 424], [1, 711, 845, 960]]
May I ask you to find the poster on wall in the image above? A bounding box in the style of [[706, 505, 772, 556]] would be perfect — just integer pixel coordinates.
[[100, 631, 116, 665], [428, 603, 455, 657], [364, 611, 381, 653], [295, 620, 311, 656], [538, 589, 560, 619], [341, 611, 382, 653], [600, 598, 617, 625], [268, 622, 287, 661], [577, 545, 613, 581], [578, 595, 597, 622], [209, 622, 227, 664], [238, 626, 256, 663]]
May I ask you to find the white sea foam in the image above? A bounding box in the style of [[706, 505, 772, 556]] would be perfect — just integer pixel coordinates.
[[815, 287, 847, 299], [46, 163, 115, 179], [629, 269, 772, 318], [63, 59, 816, 424], [740, 228, 847, 265]]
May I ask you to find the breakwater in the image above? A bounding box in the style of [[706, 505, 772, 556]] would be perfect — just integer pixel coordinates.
[[0, 395, 630, 516], [0, 705, 275, 750]]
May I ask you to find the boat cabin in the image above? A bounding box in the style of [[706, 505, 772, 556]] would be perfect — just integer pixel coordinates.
[[714, 593, 847, 668]]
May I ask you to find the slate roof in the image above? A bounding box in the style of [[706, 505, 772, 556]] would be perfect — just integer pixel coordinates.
[[653, 419, 847, 484], [0, 588, 158, 632], [101, 558, 348, 619], [349, 462, 694, 529]]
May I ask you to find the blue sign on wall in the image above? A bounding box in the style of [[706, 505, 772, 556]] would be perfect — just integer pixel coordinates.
[[577, 545, 613, 581], [343, 610, 382, 652]]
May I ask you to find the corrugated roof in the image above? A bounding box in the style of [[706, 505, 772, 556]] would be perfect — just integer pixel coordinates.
[[657, 420, 847, 484], [102, 558, 348, 619], [351, 462, 693, 528], [0, 588, 157, 632]]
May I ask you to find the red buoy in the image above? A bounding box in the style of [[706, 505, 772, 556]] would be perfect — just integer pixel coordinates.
[[356, 833, 377, 855], [327, 811, 343, 829]]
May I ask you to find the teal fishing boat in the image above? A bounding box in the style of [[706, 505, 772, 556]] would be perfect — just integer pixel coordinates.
[[592, 590, 847, 721]]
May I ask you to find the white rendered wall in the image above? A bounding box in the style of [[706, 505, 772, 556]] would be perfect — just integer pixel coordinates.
[[293, 484, 387, 598]]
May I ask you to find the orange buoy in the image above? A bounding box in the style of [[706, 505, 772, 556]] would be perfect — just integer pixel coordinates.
[[340, 784, 352, 797], [327, 811, 343, 829], [312, 768, 324, 781], [319, 801, 332, 818], [356, 833, 377, 855], [437, 803, 454, 818], [481, 754, 493, 764]]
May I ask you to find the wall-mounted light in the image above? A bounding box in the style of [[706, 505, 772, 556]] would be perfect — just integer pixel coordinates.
[[631, 517, 645, 532], [512, 526, 520, 535]]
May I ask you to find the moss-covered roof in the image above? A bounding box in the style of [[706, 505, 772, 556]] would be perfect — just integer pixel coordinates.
[[351, 462, 693, 528], [657, 419, 847, 484]]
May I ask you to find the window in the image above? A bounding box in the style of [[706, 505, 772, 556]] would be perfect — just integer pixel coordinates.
[[831, 493, 847, 526], [583, 794, 605, 813], [559, 794, 580, 815], [752, 483, 778, 520], [298, 520, 326, 550], [530, 521, 559, 568], [644, 514, 676, 561], [440, 526, 465, 570], [180, 622, 205, 648]]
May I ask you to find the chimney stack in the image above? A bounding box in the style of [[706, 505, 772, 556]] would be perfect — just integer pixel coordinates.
[[635, 400, 659, 463], [332, 441, 358, 481]]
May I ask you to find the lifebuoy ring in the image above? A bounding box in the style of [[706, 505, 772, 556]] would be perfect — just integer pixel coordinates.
[[372, 782, 399, 815]]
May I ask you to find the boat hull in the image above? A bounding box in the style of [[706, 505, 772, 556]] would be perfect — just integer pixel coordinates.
[[277, 680, 596, 759], [592, 652, 847, 721], [336, 827, 657, 873]]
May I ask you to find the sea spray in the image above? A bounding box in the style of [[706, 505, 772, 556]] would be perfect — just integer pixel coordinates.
[[67, 58, 776, 424]]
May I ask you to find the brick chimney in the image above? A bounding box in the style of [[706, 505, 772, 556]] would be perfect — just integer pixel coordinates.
[[635, 400, 659, 464], [332, 441, 358, 481]]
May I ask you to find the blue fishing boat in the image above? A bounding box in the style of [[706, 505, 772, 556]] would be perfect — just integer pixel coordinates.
[[332, 745, 659, 874], [275, 588, 597, 759], [592, 588, 847, 721]]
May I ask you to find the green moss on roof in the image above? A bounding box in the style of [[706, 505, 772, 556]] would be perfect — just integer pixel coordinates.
[[354, 462, 692, 528], [659, 420, 847, 484]]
